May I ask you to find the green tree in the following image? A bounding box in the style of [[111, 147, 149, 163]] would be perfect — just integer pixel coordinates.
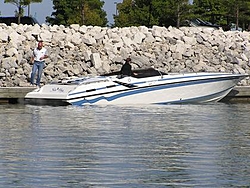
[[114, 0, 160, 27], [114, 0, 192, 28], [47, 0, 108, 26], [113, 0, 138, 27], [192, 0, 228, 24], [157, 0, 191, 28], [192, 0, 250, 30], [4, 0, 42, 24], [226, 0, 250, 30], [240, 1, 250, 30]]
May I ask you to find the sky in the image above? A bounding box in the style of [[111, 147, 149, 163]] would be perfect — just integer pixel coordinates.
[[0, 0, 122, 25]]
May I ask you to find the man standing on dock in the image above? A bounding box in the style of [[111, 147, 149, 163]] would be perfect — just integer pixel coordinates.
[[30, 41, 48, 87]]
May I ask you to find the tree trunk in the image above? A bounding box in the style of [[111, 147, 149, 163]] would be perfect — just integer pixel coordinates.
[[176, 3, 180, 28], [81, 1, 85, 25], [236, 4, 239, 30], [148, 1, 152, 27]]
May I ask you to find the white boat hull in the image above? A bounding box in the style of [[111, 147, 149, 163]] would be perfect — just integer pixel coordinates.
[[25, 70, 248, 106]]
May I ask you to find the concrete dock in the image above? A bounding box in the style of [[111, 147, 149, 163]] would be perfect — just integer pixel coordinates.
[[0, 86, 250, 104], [0, 87, 36, 104], [220, 86, 250, 103]]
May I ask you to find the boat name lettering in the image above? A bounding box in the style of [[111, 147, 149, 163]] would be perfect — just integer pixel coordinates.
[[51, 87, 64, 92]]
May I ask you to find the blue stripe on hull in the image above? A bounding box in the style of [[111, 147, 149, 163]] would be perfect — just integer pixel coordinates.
[[69, 76, 240, 106]]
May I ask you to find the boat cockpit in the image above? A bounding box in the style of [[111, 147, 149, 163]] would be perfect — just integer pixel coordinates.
[[102, 68, 167, 78]]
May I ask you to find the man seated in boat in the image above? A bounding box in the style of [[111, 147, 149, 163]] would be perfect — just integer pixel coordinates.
[[120, 57, 134, 77]]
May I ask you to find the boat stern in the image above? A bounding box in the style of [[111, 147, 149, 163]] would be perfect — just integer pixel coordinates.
[[25, 84, 77, 105]]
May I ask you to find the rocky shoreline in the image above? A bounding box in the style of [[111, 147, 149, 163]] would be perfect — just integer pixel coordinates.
[[0, 23, 249, 87]]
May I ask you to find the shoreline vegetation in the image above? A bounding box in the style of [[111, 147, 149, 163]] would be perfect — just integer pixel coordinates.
[[0, 23, 249, 87]]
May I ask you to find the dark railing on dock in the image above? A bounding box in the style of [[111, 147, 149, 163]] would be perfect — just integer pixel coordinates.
[[0, 86, 249, 104]]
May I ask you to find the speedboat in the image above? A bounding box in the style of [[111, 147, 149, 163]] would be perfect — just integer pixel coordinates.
[[25, 68, 248, 106]]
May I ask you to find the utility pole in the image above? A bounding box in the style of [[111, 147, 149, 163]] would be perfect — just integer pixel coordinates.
[[28, 4, 30, 16], [114, 2, 118, 16]]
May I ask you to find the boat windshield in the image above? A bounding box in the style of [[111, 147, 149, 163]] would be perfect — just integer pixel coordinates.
[[133, 68, 167, 78], [102, 68, 167, 78]]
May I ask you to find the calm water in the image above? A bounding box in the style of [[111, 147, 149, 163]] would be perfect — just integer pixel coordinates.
[[0, 103, 250, 187]]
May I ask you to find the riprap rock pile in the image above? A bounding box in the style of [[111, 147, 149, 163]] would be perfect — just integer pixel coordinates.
[[0, 23, 249, 86]]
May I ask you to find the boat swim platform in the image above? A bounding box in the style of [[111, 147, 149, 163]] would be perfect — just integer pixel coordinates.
[[0, 86, 250, 104]]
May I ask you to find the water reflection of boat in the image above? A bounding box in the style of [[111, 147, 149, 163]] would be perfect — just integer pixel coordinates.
[[25, 68, 248, 106]]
